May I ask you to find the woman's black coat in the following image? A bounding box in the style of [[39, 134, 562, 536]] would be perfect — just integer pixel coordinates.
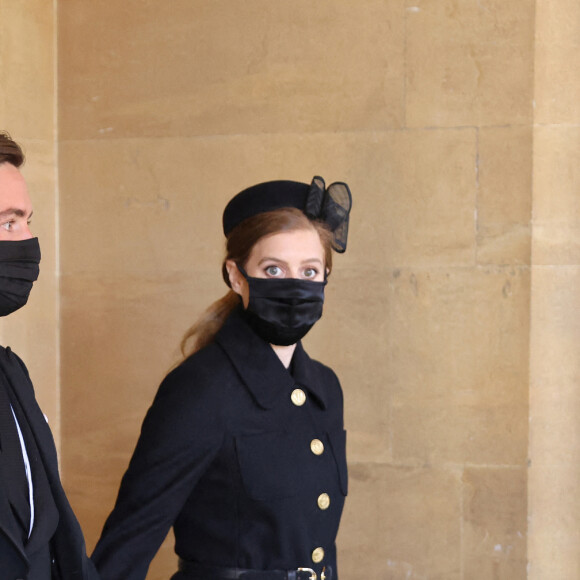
[[92, 308, 348, 580]]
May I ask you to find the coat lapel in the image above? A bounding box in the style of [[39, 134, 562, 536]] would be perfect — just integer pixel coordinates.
[[215, 308, 328, 410], [0, 348, 60, 484]]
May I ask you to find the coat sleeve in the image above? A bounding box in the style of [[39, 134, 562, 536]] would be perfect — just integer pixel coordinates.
[[91, 358, 225, 580]]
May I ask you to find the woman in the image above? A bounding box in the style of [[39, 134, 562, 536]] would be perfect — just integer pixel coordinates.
[[92, 176, 352, 580]]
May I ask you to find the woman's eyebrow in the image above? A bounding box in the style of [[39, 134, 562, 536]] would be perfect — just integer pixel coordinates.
[[300, 258, 324, 265], [257, 257, 324, 265], [257, 257, 287, 265]]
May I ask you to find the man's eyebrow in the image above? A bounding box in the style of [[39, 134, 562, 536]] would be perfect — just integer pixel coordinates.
[[0, 208, 30, 219]]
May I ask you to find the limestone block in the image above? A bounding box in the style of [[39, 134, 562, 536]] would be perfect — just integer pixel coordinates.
[[534, 0, 580, 124], [0, 0, 55, 139], [338, 463, 461, 580], [389, 267, 529, 465], [18, 138, 58, 262], [532, 126, 580, 265], [529, 264, 580, 577], [462, 467, 527, 579], [58, 0, 405, 139], [59, 138, 230, 276], [340, 128, 477, 269], [527, 462, 580, 580], [477, 126, 532, 266], [529, 267, 580, 450], [528, 266, 580, 578], [406, 0, 534, 127]]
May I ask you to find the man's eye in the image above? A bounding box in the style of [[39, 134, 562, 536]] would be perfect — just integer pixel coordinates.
[[1, 221, 13, 231], [265, 265, 282, 277]]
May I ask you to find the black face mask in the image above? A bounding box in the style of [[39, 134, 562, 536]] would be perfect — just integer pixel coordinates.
[[238, 265, 326, 346], [0, 238, 41, 317]]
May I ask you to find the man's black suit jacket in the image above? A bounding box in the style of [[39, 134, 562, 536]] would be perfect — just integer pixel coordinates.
[[0, 345, 98, 580]]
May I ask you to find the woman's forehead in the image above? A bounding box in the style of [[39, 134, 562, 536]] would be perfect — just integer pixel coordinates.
[[249, 228, 325, 262]]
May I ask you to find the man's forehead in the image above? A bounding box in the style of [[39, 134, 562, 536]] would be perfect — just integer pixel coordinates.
[[0, 163, 32, 213]]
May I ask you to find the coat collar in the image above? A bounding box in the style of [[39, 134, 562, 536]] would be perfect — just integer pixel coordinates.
[[215, 307, 328, 410]]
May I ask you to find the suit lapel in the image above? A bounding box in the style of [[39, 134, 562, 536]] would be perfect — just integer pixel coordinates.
[[0, 348, 60, 488]]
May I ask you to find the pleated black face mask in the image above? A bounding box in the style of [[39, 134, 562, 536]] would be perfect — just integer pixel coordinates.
[[0, 238, 41, 317], [238, 265, 326, 346]]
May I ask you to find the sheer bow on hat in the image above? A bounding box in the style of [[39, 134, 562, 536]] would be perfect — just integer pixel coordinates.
[[304, 176, 352, 253]]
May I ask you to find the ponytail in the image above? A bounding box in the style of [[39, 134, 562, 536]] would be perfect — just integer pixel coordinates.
[[180, 291, 240, 358]]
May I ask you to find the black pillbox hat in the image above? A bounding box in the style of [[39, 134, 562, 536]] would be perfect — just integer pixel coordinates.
[[222, 180, 309, 237]]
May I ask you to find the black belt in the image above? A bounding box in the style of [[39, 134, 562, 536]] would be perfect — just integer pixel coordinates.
[[177, 560, 333, 580]]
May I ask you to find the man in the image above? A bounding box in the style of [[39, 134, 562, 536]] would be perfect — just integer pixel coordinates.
[[0, 132, 98, 579]]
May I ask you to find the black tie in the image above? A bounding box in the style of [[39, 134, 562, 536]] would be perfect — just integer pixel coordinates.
[[0, 378, 31, 540]]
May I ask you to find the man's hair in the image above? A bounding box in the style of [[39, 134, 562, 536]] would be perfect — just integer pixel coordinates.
[[0, 132, 24, 168]]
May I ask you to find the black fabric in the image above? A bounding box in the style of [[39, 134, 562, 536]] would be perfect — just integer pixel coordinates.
[[25, 543, 51, 580], [223, 181, 310, 236], [8, 381, 60, 560], [238, 266, 326, 346], [0, 238, 41, 317], [0, 345, 99, 580], [92, 308, 347, 580], [222, 177, 352, 253], [0, 373, 30, 540]]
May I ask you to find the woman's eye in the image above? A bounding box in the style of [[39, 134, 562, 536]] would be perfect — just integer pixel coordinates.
[[265, 265, 282, 277], [303, 268, 318, 279]]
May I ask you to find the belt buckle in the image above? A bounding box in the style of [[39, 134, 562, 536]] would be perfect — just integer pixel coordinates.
[[297, 568, 317, 580]]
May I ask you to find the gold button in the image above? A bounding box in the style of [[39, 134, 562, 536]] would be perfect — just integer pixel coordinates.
[[291, 388, 306, 406], [310, 438, 324, 455], [312, 547, 325, 563], [317, 493, 330, 510]]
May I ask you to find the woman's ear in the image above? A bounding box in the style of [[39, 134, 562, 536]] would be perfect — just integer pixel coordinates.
[[225, 260, 243, 295]]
